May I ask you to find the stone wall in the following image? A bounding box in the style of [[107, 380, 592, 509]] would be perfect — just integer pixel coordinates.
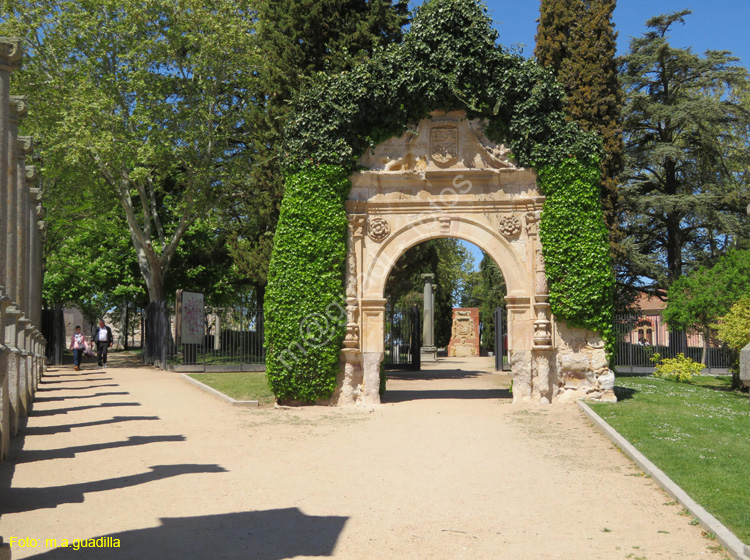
[[554, 323, 616, 403], [0, 38, 46, 464]]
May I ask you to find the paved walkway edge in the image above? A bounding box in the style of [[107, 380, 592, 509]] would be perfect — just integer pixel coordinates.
[[577, 401, 750, 560], [179, 373, 259, 407]]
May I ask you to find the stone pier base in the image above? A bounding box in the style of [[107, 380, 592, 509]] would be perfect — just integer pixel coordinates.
[[0, 348, 9, 460]]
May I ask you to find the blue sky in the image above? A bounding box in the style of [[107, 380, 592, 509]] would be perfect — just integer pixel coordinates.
[[484, 0, 750, 64], [434, 0, 750, 270]]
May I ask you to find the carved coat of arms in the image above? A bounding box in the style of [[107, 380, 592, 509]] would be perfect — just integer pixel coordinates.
[[431, 126, 458, 166]]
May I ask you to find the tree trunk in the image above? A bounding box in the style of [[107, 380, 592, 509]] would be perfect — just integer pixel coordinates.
[[666, 212, 683, 284], [123, 300, 129, 351]]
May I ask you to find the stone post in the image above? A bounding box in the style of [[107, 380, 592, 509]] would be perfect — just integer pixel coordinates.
[[28, 179, 41, 327], [338, 212, 365, 405], [420, 273, 437, 362], [15, 135, 31, 315], [525, 210, 555, 403], [5, 307, 22, 436], [5, 97, 22, 305], [360, 298, 387, 405], [0, 39, 19, 296], [1, 41, 21, 467]]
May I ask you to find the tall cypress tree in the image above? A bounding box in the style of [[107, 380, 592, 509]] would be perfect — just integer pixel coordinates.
[[535, 0, 624, 261]]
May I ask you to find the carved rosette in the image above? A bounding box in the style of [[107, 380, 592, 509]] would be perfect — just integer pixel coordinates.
[[367, 217, 390, 242], [498, 215, 521, 237]]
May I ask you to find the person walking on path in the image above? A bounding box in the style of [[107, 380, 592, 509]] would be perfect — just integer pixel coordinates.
[[94, 319, 113, 368], [69, 325, 88, 371]]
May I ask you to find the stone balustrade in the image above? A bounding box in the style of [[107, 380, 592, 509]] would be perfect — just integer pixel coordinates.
[[0, 38, 46, 468]]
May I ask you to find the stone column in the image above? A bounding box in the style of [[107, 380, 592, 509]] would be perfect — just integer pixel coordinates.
[[526, 210, 555, 403], [16, 319, 29, 420], [5, 96, 22, 306], [1, 42, 21, 464], [16, 135, 31, 316], [338, 213, 365, 405], [506, 295, 533, 402], [360, 298, 387, 405], [420, 273, 437, 362], [5, 307, 22, 436], [28, 179, 41, 327], [0, 39, 19, 297]]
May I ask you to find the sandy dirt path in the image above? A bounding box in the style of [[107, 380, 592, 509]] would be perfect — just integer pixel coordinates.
[[0, 356, 726, 559]]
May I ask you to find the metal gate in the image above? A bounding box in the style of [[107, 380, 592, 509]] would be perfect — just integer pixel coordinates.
[[494, 306, 510, 371], [384, 304, 421, 370]]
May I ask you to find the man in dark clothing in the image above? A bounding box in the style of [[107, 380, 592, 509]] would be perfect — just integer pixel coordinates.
[[94, 319, 114, 368]]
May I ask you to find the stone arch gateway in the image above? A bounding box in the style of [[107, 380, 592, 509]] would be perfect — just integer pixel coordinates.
[[336, 111, 615, 406], [268, 0, 616, 407]]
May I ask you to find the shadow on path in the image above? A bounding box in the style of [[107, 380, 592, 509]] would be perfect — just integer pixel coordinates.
[[39, 377, 112, 385], [30, 402, 141, 417], [386, 370, 483, 381], [23, 416, 160, 437], [30, 508, 347, 560], [383, 388, 511, 403], [36, 384, 119, 392], [1, 464, 226, 514], [34, 392, 130, 403], [12, 435, 187, 464]]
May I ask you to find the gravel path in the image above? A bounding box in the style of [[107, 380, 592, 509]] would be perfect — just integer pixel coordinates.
[[0, 355, 727, 559]]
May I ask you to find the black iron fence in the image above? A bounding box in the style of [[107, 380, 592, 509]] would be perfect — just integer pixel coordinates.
[[494, 307, 511, 371], [143, 302, 265, 372], [614, 314, 732, 373], [383, 304, 420, 370]]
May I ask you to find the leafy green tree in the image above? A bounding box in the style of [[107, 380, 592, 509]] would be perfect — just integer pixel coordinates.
[[619, 10, 750, 292], [664, 248, 750, 380], [41, 172, 146, 324], [2, 0, 259, 306], [478, 256, 506, 351], [224, 0, 409, 305], [535, 0, 624, 257]]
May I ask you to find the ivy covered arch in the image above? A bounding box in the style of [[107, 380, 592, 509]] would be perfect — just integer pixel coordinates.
[[264, 0, 615, 404]]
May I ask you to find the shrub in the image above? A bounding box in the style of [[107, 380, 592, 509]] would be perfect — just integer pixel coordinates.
[[651, 352, 705, 383]]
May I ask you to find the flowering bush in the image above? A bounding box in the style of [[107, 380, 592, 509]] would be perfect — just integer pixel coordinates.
[[651, 353, 704, 383]]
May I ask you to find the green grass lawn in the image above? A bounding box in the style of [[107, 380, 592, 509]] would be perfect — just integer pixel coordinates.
[[589, 375, 750, 542], [188, 372, 276, 406]]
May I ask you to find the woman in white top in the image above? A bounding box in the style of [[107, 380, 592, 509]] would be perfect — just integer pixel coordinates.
[[69, 326, 88, 371]]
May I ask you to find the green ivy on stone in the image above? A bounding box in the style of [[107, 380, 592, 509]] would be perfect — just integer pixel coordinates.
[[264, 165, 350, 402], [537, 158, 615, 353]]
